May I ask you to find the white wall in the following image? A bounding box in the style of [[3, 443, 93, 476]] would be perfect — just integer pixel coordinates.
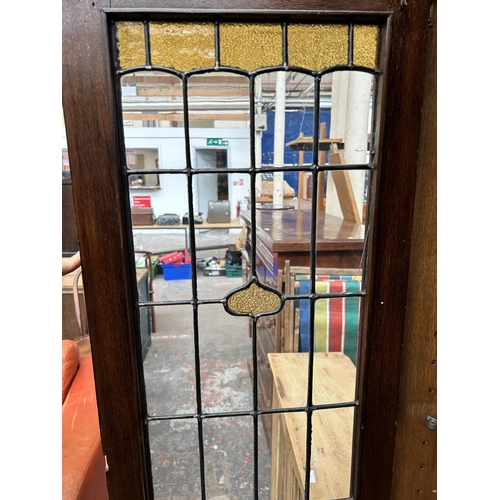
[[63, 126, 251, 220]]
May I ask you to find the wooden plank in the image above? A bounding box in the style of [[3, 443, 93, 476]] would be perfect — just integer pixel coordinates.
[[391, 2, 437, 498], [269, 352, 356, 499], [317, 123, 327, 213], [286, 136, 342, 151], [270, 383, 281, 500], [275, 268, 283, 353], [283, 261, 291, 353], [327, 144, 361, 223], [293, 303, 300, 353]]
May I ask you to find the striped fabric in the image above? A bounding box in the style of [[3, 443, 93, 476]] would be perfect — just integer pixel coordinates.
[[297, 276, 361, 365]]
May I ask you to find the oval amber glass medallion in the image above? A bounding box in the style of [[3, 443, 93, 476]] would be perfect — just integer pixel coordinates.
[[226, 280, 282, 317]]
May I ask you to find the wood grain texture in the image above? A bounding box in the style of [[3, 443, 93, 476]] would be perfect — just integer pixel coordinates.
[[391, 1, 437, 498], [354, 2, 432, 499], [241, 209, 365, 253], [109, 0, 388, 14], [269, 352, 356, 499], [62, 0, 153, 498]]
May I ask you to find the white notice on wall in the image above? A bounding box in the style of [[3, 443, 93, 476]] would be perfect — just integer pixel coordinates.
[[310, 470, 316, 483]]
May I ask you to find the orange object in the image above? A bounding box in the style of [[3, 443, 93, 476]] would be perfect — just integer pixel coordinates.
[[62, 340, 108, 499], [158, 251, 184, 264]]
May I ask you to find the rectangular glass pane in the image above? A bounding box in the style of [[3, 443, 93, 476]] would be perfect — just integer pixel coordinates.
[[220, 23, 282, 71], [288, 24, 349, 70], [313, 161, 368, 284], [198, 304, 253, 413], [150, 22, 215, 72], [143, 304, 197, 416], [311, 408, 354, 498], [188, 72, 251, 169], [116, 22, 146, 69], [270, 410, 307, 498], [203, 416, 271, 498], [149, 419, 201, 498], [122, 71, 186, 130], [353, 25, 380, 69]]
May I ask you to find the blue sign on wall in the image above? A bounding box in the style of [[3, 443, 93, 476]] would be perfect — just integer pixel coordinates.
[[261, 108, 332, 193]]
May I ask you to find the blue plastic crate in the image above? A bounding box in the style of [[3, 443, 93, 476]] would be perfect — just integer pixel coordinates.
[[161, 262, 192, 281]]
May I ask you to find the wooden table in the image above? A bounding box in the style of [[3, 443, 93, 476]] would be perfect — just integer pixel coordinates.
[[240, 208, 364, 286], [133, 218, 244, 252], [269, 352, 356, 500]]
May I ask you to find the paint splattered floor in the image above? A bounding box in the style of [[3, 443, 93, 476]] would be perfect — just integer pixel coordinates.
[[139, 229, 271, 499]]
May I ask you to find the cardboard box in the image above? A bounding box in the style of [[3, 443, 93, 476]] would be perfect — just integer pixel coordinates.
[[131, 207, 154, 226]]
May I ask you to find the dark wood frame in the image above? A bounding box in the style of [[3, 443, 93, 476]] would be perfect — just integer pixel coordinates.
[[62, 1, 431, 499]]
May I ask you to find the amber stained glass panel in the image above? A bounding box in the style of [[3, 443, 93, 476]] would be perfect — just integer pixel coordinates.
[[353, 25, 379, 69], [219, 23, 282, 71], [116, 22, 146, 70], [226, 282, 282, 316], [150, 22, 215, 72], [288, 24, 348, 71]]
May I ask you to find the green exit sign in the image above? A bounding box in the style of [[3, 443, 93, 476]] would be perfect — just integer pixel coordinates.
[[207, 138, 228, 146]]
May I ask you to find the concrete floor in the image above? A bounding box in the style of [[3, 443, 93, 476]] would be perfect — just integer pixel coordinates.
[[137, 228, 271, 499]]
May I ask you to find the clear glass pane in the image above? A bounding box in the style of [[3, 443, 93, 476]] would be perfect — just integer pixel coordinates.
[[149, 419, 201, 498], [313, 164, 368, 274], [203, 416, 271, 498], [143, 304, 197, 416], [126, 147, 160, 190], [270, 410, 307, 497], [198, 304, 253, 413], [122, 71, 186, 130], [318, 71, 375, 167], [295, 293, 361, 365], [188, 72, 251, 169], [311, 408, 354, 498], [326, 71, 375, 166]]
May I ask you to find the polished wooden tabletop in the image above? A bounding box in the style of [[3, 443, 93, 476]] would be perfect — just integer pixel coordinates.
[[240, 209, 365, 252]]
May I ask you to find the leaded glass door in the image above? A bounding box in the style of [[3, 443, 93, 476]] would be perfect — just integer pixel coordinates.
[[62, 2, 430, 499]]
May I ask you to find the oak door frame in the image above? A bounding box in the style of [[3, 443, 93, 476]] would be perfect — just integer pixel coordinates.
[[62, 1, 431, 498]]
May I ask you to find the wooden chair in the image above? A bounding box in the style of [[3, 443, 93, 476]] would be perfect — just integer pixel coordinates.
[[278, 262, 362, 365]]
